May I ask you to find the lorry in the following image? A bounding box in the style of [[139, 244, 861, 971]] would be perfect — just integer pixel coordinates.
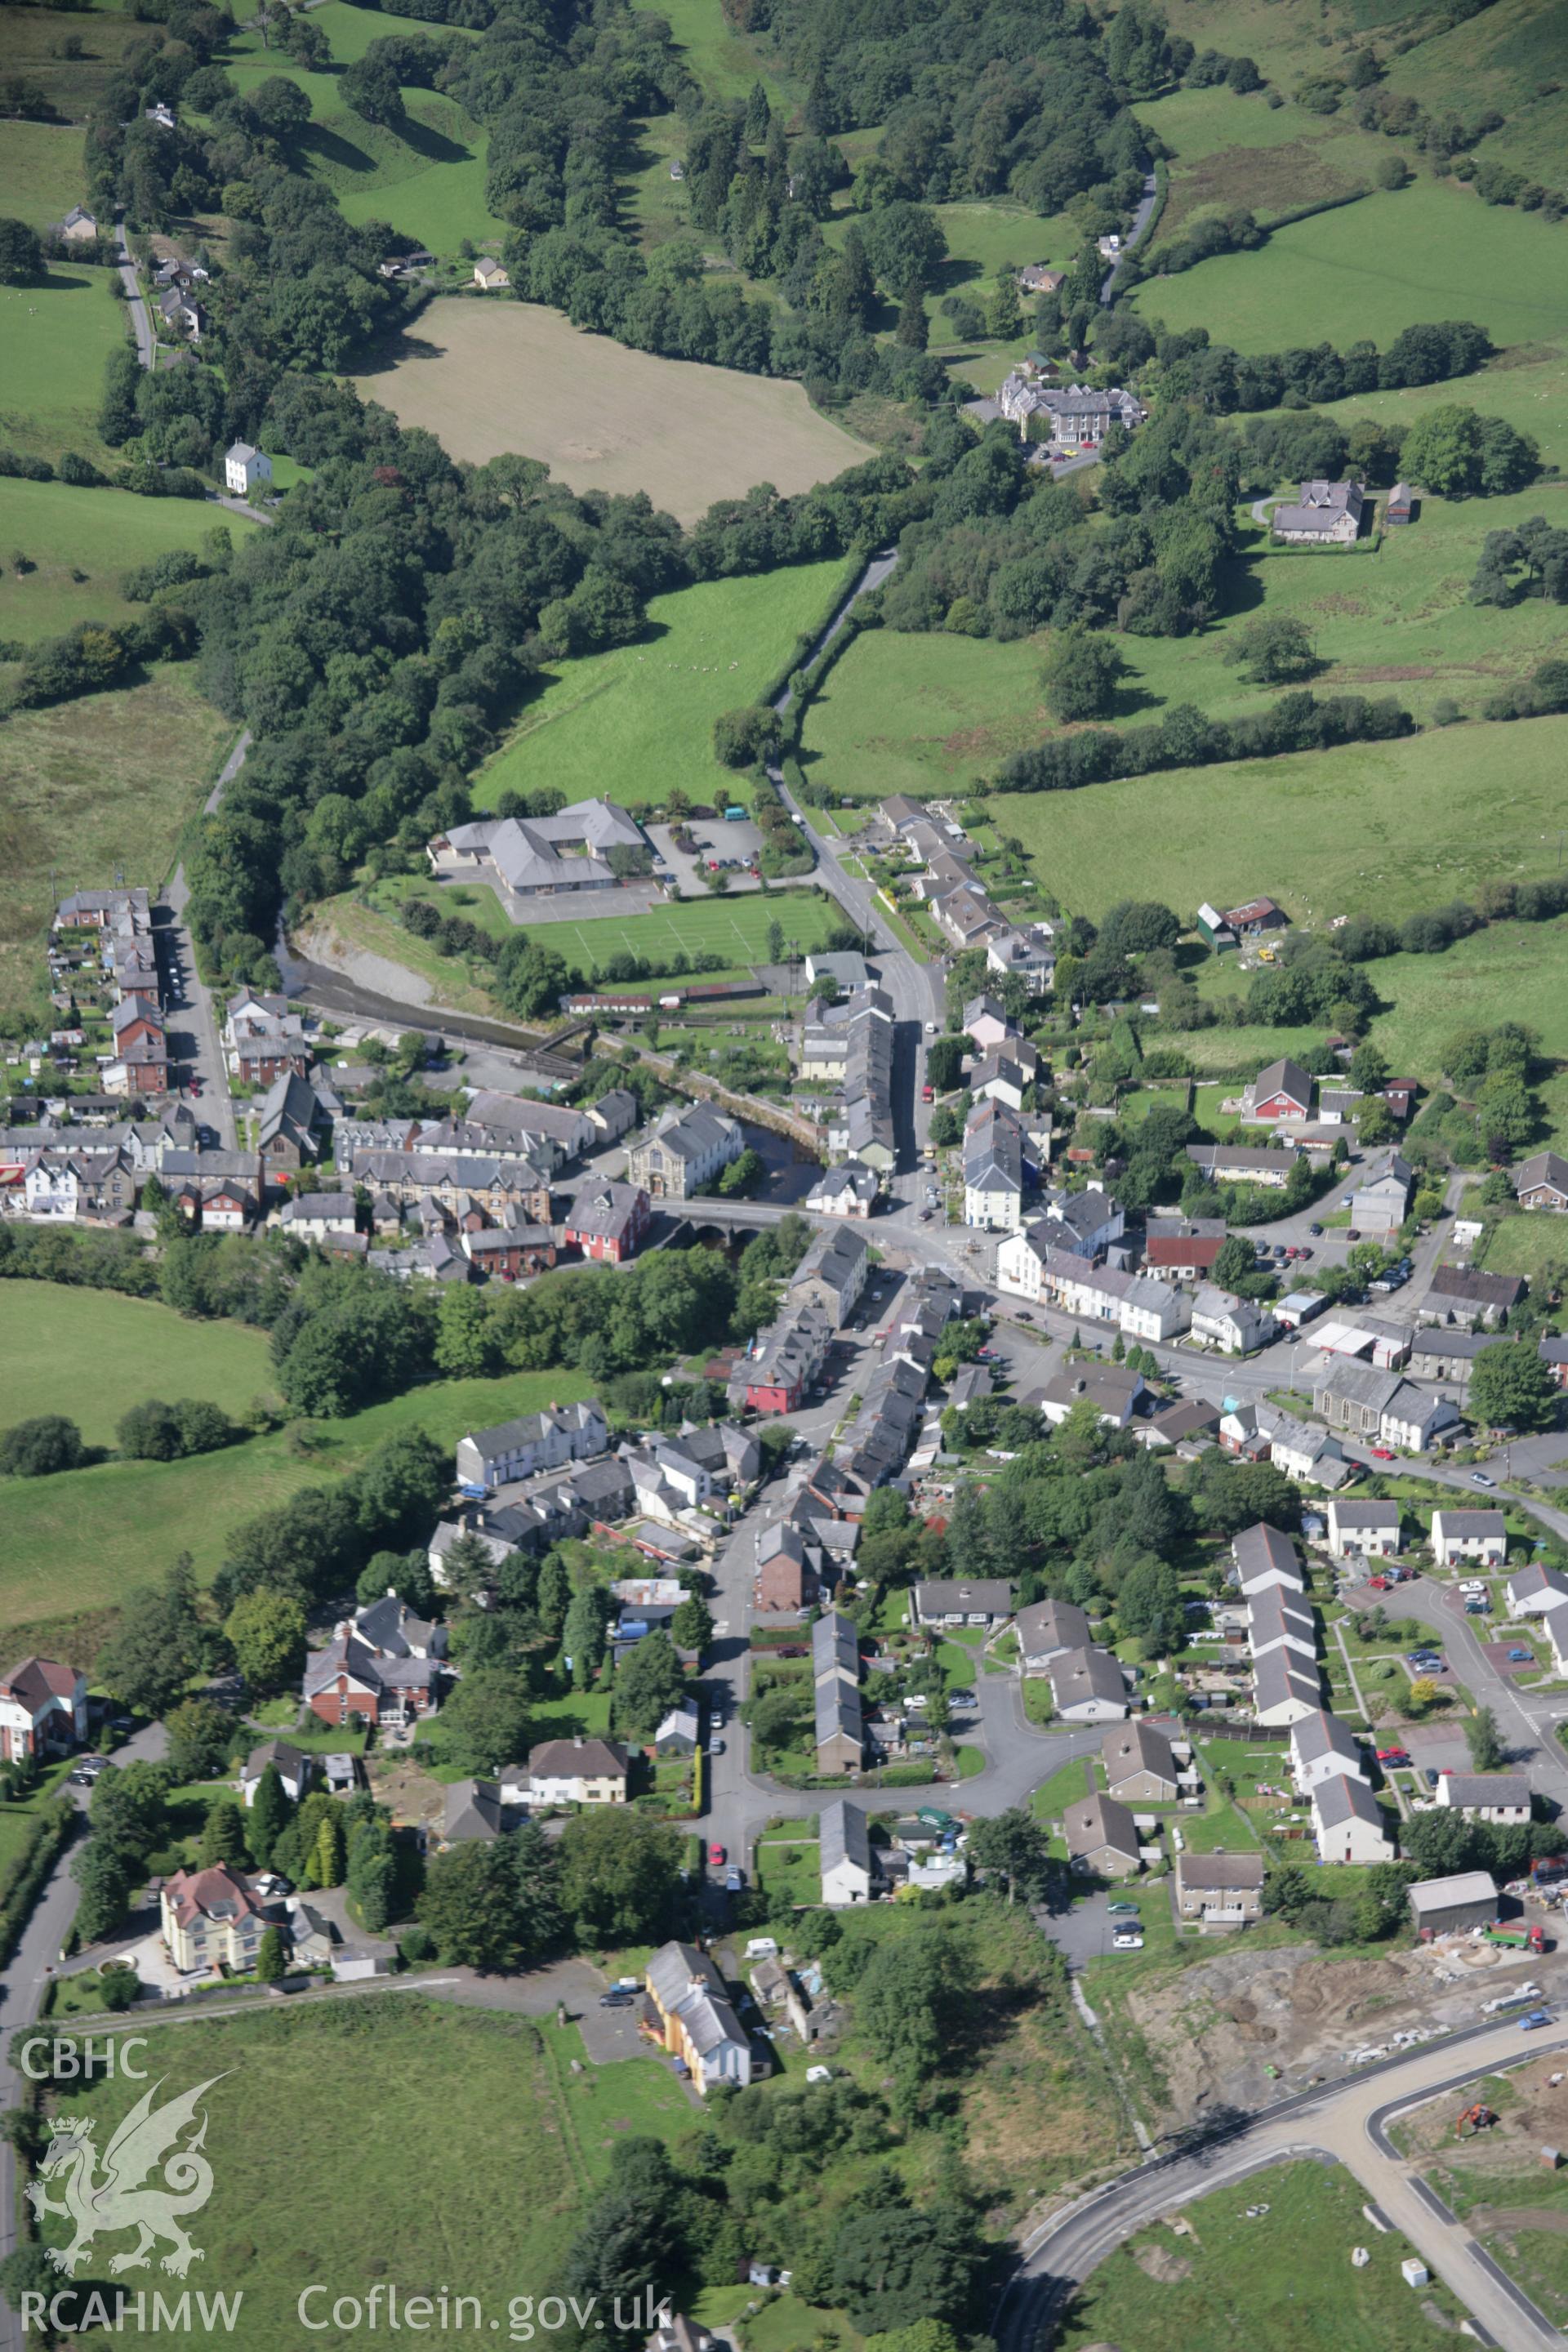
[[1486, 1921, 1547, 1953]]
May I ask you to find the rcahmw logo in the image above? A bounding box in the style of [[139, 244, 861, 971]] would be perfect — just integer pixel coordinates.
[[26, 2074, 225, 2278], [19, 2289, 243, 2336]]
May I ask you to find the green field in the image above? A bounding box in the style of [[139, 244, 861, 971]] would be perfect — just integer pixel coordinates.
[[474, 558, 850, 811], [1129, 179, 1568, 354], [628, 0, 798, 107], [0, 264, 130, 468], [33, 1998, 690, 2348], [0, 666, 237, 1018], [0, 477, 253, 647], [0, 1284, 275, 1447], [0, 1365, 594, 1637], [984, 713, 1568, 929], [1477, 1213, 1568, 1279], [493, 887, 844, 984], [1138, 86, 1393, 247], [1361, 916, 1568, 1076], [0, 121, 97, 232], [0, 7, 149, 121], [1061, 2158, 1465, 2350], [222, 4, 497, 252]]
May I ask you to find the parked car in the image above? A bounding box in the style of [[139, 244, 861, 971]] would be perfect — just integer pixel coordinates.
[[1375, 1748, 1410, 1765], [1015, 1308, 1033, 1321], [1272, 1245, 1288, 1260], [1347, 1228, 1362, 1241], [1297, 1245, 1313, 1261], [708, 1842, 726, 1866], [599, 1989, 635, 2008], [1107, 1901, 1140, 1915], [1508, 1647, 1534, 1663], [1370, 1446, 1395, 1461], [1459, 1580, 1487, 1594], [1472, 1472, 1498, 1489], [1308, 1222, 1324, 1236], [710, 1739, 725, 1756], [1423, 1767, 1441, 1788], [1112, 1931, 1145, 1949]]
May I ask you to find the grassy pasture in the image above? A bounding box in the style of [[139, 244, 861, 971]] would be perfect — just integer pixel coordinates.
[[0, 1365, 595, 1636], [0, 5, 149, 118], [354, 300, 875, 524], [0, 120, 96, 230], [802, 464, 1568, 795], [1376, 0, 1568, 185], [1361, 917, 1568, 1074], [0, 666, 236, 1017], [0, 1283, 273, 1446], [628, 0, 798, 108], [1249, 339, 1568, 476], [36, 1999, 690, 2348], [1129, 180, 1568, 353], [1137, 86, 1392, 243], [1060, 2158, 1464, 2349], [984, 713, 1568, 929], [0, 264, 128, 468], [0, 476, 252, 646], [474, 556, 850, 809], [1477, 1214, 1568, 1280]]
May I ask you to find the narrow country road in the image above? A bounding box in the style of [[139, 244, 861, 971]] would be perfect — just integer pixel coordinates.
[[0, 1722, 166, 2352], [160, 729, 253, 1153], [114, 217, 154, 369], [1099, 172, 1159, 305], [772, 548, 899, 719]]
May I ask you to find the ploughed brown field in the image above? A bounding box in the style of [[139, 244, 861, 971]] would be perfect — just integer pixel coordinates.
[[355, 297, 875, 522]]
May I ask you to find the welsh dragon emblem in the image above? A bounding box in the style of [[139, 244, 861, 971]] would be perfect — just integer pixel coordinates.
[[27, 2076, 225, 2277]]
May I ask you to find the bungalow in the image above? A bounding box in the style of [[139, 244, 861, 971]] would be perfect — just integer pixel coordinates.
[[1290, 1708, 1367, 1794], [1185, 1143, 1300, 1190], [1252, 1650, 1321, 1728], [1035, 1363, 1146, 1431], [645, 1941, 751, 2092], [160, 1863, 269, 1975], [912, 1579, 1013, 1631], [1138, 1397, 1221, 1450], [1047, 1646, 1129, 1723], [1174, 1851, 1264, 1927], [1245, 1057, 1313, 1123], [1015, 1597, 1091, 1674], [1504, 1559, 1568, 1614], [1191, 1285, 1275, 1356], [653, 1700, 702, 1757], [1434, 1510, 1509, 1571], [1515, 1151, 1568, 1213], [1101, 1718, 1178, 1803], [820, 1798, 876, 1905], [528, 1736, 629, 1805], [1325, 1499, 1401, 1560], [1420, 1267, 1526, 1330], [1142, 1231, 1226, 1285], [1312, 1771, 1395, 1864], [1437, 1771, 1530, 1825], [0, 1657, 87, 1761], [1063, 1790, 1141, 1878]]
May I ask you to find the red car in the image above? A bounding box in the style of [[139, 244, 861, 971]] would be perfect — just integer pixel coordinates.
[[708, 1842, 726, 1867], [1367, 1575, 1390, 1591], [921, 1084, 933, 1102], [1376, 1747, 1410, 1766], [1370, 1446, 1395, 1461]]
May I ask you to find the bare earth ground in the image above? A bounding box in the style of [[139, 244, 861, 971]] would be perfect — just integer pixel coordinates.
[[1125, 1938, 1544, 2128], [354, 299, 875, 523]]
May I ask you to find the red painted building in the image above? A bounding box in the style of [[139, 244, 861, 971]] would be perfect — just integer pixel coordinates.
[[564, 1180, 651, 1265]]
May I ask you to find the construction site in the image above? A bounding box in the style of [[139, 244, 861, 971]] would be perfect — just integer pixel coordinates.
[[1386, 2056, 1568, 2329]]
